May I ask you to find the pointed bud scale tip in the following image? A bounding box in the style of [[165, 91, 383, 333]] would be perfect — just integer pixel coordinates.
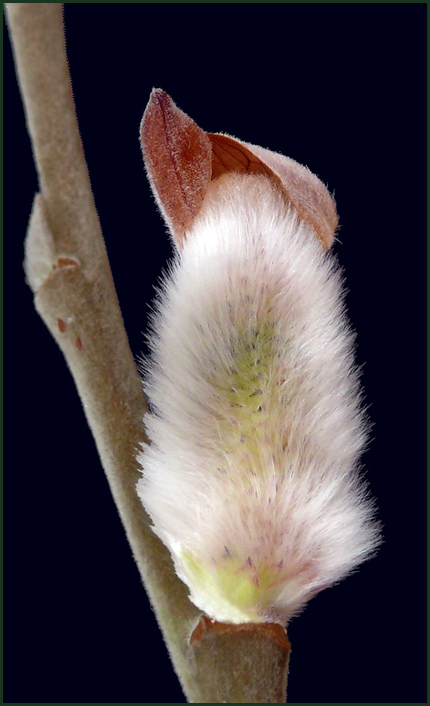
[[137, 91, 380, 626], [140, 89, 212, 248], [141, 89, 338, 250]]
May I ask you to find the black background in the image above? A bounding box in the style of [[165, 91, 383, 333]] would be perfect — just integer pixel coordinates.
[[4, 4, 426, 704]]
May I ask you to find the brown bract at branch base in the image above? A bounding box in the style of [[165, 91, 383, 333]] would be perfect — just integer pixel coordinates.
[[190, 616, 291, 704]]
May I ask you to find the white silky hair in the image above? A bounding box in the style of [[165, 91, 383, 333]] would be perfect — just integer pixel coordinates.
[[137, 172, 380, 625]]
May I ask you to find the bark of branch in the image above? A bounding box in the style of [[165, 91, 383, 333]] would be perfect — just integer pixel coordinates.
[[6, 3, 290, 701]]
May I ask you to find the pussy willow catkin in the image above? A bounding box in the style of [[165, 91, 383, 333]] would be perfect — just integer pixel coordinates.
[[136, 92, 380, 626]]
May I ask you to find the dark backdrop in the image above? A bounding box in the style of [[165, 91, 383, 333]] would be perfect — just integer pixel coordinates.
[[4, 4, 426, 704]]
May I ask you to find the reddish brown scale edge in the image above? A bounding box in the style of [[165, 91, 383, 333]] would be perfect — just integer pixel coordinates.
[[190, 614, 291, 651]]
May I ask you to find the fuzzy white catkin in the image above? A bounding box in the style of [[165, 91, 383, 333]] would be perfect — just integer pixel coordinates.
[[137, 172, 380, 625]]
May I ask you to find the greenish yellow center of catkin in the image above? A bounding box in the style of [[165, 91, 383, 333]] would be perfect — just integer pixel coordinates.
[[181, 550, 284, 623], [182, 302, 294, 619], [215, 310, 284, 474]]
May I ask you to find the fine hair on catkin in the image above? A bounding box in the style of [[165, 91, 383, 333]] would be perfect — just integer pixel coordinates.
[[137, 172, 380, 625]]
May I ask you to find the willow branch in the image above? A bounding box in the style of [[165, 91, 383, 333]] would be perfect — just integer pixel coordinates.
[[6, 4, 290, 702]]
